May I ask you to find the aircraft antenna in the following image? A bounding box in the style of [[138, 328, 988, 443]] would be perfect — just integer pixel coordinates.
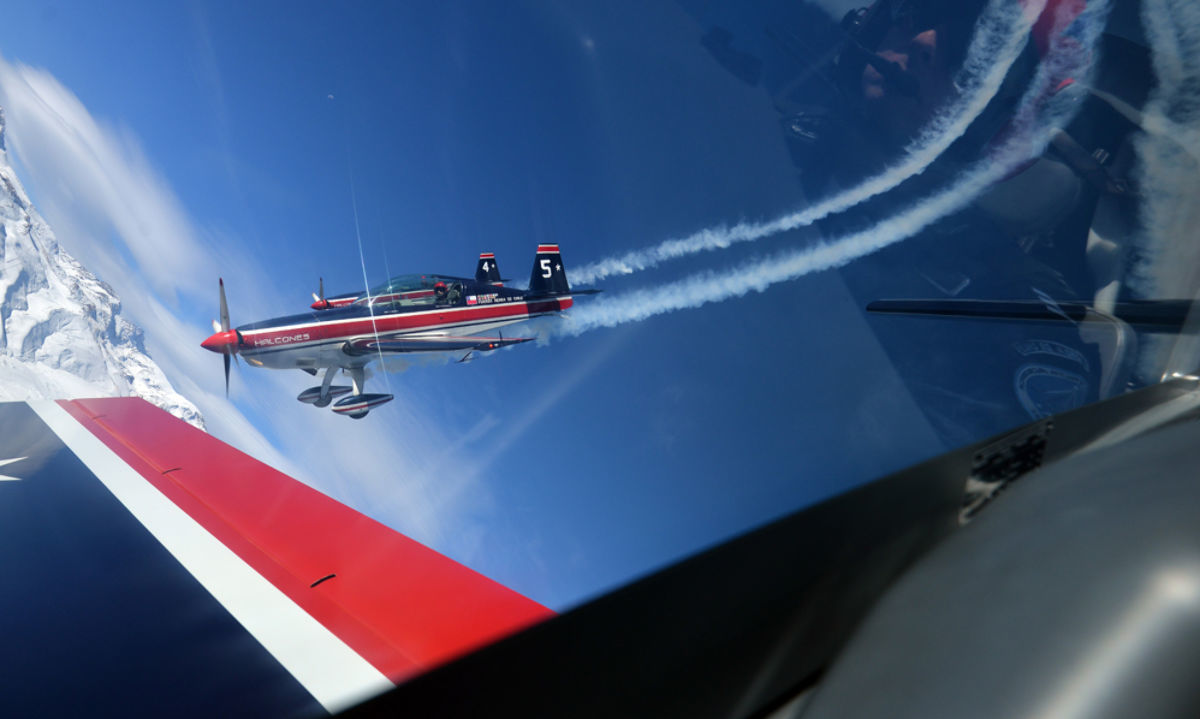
[[348, 165, 393, 395]]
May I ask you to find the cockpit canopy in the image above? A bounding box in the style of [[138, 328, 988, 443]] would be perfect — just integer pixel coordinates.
[[357, 274, 468, 308], [365, 274, 457, 295]]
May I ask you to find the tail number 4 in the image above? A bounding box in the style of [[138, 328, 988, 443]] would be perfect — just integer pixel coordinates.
[[540, 259, 553, 278]]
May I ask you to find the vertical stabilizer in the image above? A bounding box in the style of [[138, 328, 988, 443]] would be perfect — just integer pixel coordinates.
[[528, 244, 570, 296], [476, 253, 502, 286]]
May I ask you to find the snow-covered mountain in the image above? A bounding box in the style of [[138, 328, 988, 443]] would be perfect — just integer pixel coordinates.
[[0, 108, 204, 429]]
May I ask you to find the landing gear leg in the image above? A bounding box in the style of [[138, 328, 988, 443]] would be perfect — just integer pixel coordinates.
[[312, 367, 337, 407], [348, 367, 365, 396]]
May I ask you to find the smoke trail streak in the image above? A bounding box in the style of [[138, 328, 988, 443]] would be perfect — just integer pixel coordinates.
[[572, 0, 1048, 285], [1125, 0, 1200, 379], [560, 0, 1107, 335], [1129, 0, 1200, 295]]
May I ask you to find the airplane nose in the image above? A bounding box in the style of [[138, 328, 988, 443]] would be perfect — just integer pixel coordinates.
[[201, 330, 240, 353]]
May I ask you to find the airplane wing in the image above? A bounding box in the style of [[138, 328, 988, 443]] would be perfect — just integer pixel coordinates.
[[867, 298, 1200, 333], [2, 398, 551, 716], [347, 335, 535, 354]]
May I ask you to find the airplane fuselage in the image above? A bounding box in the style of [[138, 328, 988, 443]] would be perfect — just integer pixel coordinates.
[[235, 279, 572, 371]]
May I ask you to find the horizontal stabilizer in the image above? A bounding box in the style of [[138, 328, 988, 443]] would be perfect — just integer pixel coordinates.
[[524, 288, 601, 300], [346, 335, 535, 355], [867, 298, 1200, 334]]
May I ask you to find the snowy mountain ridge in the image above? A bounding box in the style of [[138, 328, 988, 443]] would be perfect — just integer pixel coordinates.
[[0, 108, 204, 428]]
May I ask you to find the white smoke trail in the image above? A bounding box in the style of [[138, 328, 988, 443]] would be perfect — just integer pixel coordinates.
[[1124, 0, 1200, 379], [572, 0, 1048, 285], [1128, 0, 1200, 296], [560, 0, 1108, 335]]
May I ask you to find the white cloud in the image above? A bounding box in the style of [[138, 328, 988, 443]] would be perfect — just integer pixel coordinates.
[[0, 61, 214, 302], [1128, 0, 1200, 379]]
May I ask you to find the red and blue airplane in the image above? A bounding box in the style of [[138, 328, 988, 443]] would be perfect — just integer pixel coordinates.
[[201, 245, 592, 418]]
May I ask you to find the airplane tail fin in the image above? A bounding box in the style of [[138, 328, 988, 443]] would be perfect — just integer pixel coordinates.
[[476, 253, 503, 285], [528, 244, 571, 297]]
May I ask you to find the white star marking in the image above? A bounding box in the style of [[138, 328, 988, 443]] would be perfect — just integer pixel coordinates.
[[555, 264, 562, 271], [0, 456, 28, 481]]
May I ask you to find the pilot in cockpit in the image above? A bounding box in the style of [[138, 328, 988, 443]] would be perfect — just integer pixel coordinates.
[[434, 280, 464, 306]]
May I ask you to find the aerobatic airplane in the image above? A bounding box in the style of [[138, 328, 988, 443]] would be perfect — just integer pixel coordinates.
[[201, 245, 592, 418]]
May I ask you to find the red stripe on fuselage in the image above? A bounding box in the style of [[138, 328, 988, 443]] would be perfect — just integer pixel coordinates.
[[57, 398, 552, 683]]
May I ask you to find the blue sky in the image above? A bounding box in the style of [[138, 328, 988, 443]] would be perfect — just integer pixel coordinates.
[[0, 0, 1124, 608]]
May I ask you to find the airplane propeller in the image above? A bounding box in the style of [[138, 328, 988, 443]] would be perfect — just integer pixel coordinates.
[[219, 278, 231, 334], [200, 278, 242, 396], [219, 278, 232, 395]]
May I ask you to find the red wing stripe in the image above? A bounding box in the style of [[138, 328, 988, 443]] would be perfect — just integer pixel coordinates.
[[55, 398, 552, 686]]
